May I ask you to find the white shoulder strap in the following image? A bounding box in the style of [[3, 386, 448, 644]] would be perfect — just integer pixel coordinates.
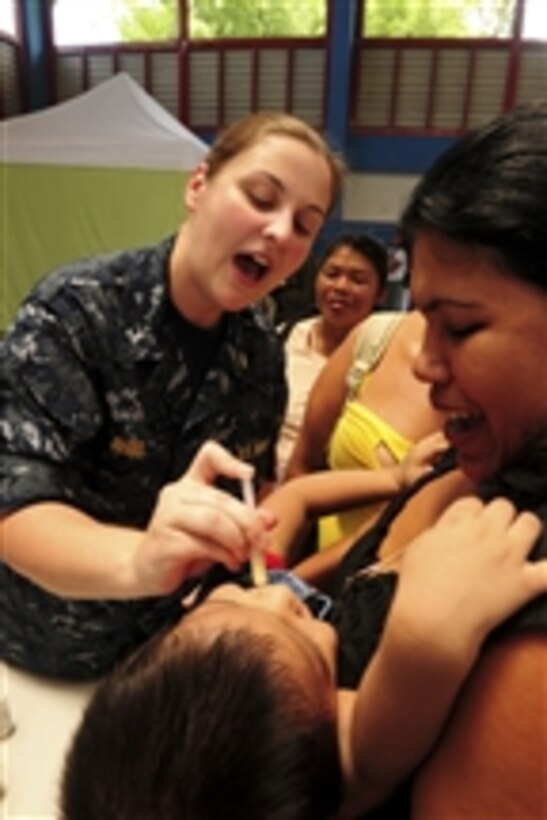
[[347, 312, 404, 399]]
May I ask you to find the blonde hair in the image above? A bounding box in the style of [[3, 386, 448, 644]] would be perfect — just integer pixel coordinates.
[[205, 112, 344, 214]]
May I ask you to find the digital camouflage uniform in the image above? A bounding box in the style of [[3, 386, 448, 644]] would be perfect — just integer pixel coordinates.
[[0, 237, 287, 679]]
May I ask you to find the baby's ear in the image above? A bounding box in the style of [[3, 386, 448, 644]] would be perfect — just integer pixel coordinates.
[[185, 163, 209, 211]]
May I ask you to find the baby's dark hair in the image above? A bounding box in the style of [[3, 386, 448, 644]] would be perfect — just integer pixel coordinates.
[[400, 101, 547, 292], [62, 625, 342, 820]]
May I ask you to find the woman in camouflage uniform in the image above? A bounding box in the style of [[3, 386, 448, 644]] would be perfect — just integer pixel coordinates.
[[0, 112, 342, 679]]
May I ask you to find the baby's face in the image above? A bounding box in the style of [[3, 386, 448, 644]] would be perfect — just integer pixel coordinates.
[[176, 582, 338, 699]]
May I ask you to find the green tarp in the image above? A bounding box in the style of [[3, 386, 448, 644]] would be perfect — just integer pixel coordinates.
[[0, 163, 188, 331]]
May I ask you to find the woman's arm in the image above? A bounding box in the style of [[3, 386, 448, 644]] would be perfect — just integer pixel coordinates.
[[263, 432, 448, 565], [412, 632, 547, 819], [284, 323, 361, 478], [292, 532, 358, 588], [1, 442, 276, 600], [337, 497, 546, 816], [262, 467, 401, 565]]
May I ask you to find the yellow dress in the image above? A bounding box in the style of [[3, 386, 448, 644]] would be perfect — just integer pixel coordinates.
[[319, 398, 412, 548], [318, 312, 410, 549]]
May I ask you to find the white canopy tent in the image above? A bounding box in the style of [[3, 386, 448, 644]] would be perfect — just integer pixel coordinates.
[[1, 71, 206, 168]]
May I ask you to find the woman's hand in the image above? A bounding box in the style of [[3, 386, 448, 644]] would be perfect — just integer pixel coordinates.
[[130, 441, 277, 596], [391, 496, 544, 660], [341, 497, 544, 818]]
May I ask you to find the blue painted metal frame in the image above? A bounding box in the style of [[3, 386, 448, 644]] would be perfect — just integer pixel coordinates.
[[347, 133, 457, 173]]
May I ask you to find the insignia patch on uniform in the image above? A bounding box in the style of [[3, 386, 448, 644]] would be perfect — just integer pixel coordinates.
[[237, 437, 270, 461], [110, 436, 146, 458]]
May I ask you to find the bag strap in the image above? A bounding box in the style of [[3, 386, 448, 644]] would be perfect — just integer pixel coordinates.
[[346, 312, 404, 399]]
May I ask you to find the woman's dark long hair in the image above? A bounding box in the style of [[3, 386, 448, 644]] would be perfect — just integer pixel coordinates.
[[400, 101, 547, 293]]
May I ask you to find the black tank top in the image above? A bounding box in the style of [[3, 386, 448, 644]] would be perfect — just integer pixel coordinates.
[[329, 442, 547, 690]]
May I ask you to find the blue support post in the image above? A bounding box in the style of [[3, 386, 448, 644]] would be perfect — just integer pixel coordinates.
[[324, 0, 359, 156], [19, 0, 51, 111], [323, 0, 359, 228]]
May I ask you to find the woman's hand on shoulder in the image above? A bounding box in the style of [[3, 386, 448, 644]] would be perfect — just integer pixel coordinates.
[[129, 441, 277, 596], [391, 496, 544, 662]]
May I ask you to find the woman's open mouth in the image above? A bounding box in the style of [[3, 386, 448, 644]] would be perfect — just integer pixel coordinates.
[[233, 252, 270, 283], [326, 297, 349, 313], [444, 411, 485, 449]]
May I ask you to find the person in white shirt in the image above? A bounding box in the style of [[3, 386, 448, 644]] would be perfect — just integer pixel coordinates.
[[276, 233, 388, 480]]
